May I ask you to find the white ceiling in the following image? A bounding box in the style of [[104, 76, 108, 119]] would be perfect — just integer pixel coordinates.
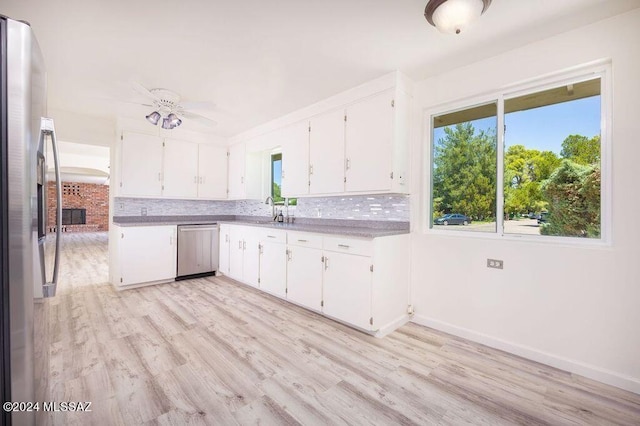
[[3, 0, 639, 141]]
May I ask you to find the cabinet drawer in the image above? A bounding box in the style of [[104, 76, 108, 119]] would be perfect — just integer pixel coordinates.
[[259, 228, 286, 244], [287, 231, 323, 249], [323, 236, 373, 257]]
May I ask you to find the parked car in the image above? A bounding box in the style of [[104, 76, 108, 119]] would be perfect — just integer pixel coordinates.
[[537, 212, 549, 224], [434, 213, 471, 226]]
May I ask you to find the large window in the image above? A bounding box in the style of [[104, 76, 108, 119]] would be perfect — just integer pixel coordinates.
[[429, 70, 606, 241]]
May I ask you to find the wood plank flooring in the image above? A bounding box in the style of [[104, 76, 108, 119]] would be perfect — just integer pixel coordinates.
[[40, 232, 640, 425]]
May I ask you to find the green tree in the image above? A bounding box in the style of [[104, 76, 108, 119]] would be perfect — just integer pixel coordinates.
[[433, 122, 496, 220], [504, 145, 560, 216], [540, 160, 600, 238], [560, 134, 600, 165]]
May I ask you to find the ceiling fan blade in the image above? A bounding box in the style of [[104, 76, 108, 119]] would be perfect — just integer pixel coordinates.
[[180, 110, 217, 126], [131, 81, 159, 101], [180, 101, 217, 111]]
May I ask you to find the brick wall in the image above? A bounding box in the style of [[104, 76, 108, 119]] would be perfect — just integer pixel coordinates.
[[47, 181, 109, 232]]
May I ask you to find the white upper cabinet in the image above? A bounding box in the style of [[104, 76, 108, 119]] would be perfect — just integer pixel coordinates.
[[309, 108, 346, 195], [281, 121, 310, 197], [227, 142, 246, 199], [345, 90, 395, 192], [163, 138, 199, 198], [119, 131, 163, 197], [198, 144, 228, 199]]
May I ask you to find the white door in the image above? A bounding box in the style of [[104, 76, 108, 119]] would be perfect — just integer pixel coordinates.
[[228, 226, 244, 281], [227, 143, 246, 199], [322, 252, 373, 330], [286, 245, 323, 311], [259, 241, 287, 297], [281, 121, 310, 197], [198, 144, 228, 199], [309, 109, 345, 195], [218, 225, 231, 275], [345, 91, 394, 192], [163, 138, 198, 198], [243, 230, 260, 288], [120, 132, 163, 196], [120, 225, 176, 286]]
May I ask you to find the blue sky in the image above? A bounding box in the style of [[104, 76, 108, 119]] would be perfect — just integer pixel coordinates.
[[433, 96, 601, 155]]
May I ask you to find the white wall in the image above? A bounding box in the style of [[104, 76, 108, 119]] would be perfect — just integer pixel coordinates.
[[409, 9, 640, 393]]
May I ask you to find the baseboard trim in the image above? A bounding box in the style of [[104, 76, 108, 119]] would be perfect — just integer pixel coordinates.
[[411, 314, 640, 395], [375, 315, 410, 338]]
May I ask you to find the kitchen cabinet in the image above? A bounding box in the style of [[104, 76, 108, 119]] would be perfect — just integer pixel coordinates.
[[309, 109, 346, 195], [322, 250, 373, 330], [258, 229, 287, 298], [227, 225, 260, 287], [286, 232, 323, 311], [198, 144, 228, 198], [218, 224, 231, 275], [218, 223, 410, 336], [119, 131, 163, 197], [163, 138, 199, 198], [344, 90, 394, 192], [227, 143, 246, 199], [281, 121, 310, 197], [112, 224, 177, 288]]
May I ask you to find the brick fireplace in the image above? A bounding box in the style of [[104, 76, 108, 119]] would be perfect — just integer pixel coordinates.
[[47, 181, 109, 232]]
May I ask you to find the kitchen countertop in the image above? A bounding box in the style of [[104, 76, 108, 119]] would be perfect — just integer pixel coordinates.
[[112, 215, 410, 238]]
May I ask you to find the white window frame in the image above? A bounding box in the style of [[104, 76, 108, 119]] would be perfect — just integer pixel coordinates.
[[425, 62, 612, 247]]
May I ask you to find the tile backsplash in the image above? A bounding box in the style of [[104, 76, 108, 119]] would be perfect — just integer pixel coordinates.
[[114, 194, 410, 222]]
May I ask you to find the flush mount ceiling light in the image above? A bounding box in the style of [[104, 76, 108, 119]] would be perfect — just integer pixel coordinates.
[[424, 0, 492, 35]]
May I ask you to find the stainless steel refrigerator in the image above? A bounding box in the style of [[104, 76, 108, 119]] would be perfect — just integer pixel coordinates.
[[1, 15, 61, 426]]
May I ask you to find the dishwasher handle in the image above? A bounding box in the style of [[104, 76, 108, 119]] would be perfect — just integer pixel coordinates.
[[179, 227, 218, 232]]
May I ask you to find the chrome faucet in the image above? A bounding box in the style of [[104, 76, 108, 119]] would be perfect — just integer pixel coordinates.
[[265, 196, 276, 220]]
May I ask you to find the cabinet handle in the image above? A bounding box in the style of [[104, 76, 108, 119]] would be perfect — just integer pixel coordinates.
[[338, 244, 350, 249], [194, 176, 198, 183], [309, 164, 314, 175], [286, 249, 292, 261], [324, 256, 329, 270], [282, 169, 285, 179], [297, 239, 308, 243], [258, 243, 263, 254], [158, 172, 162, 181], [238, 240, 242, 249], [243, 240, 246, 250], [267, 235, 276, 239], [345, 158, 350, 171], [241, 176, 244, 184], [225, 234, 229, 242]]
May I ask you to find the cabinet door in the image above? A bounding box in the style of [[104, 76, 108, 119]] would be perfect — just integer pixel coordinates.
[[120, 132, 163, 196], [259, 241, 287, 297], [227, 143, 246, 199], [243, 229, 260, 288], [120, 225, 176, 286], [218, 225, 231, 275], [228, 226, 244, 281], [322, 252, 373, 330], [198, 144, 228, 199], [281, 121, 310, 197], [286, 245, 323, 311], [163, 138, 199, 198], [345, 91, 394, 192], [309, 109, 345, 195]]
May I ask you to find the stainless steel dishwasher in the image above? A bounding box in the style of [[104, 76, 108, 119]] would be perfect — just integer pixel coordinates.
[[177, 223, 219, 280]]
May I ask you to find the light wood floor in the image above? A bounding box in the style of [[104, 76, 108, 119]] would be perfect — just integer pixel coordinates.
[[41, 232, 640, 425]]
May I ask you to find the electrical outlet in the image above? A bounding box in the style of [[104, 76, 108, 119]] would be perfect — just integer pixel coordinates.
[[487, 259, 504, 269], [141, 207, 147, 216]]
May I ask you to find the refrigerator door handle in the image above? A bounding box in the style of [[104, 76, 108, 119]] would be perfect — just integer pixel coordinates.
[[41, 118, 61, 298]]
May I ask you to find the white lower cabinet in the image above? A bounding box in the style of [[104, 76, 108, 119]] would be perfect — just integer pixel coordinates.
[[228, 225, 260, 287], [322, 251, 373, 330], [219, 224, 231, 275], [112, 225, 177, 288], [286, 235, 324, 311], [219, 224, 410, 336], [258, 230, 287, 298]]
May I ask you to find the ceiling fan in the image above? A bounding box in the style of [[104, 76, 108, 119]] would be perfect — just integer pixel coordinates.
[[131, 82, 218, 130]]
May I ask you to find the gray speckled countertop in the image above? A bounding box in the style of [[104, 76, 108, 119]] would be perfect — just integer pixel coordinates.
[[112, 215, 409, 238]]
